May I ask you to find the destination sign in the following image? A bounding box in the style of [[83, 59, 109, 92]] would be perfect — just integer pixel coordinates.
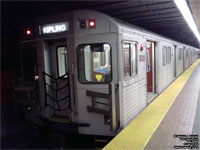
[[40, 22, 69, 34]]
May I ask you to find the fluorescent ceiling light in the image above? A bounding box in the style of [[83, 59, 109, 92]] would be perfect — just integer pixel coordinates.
[[174, 0, 200, 42]]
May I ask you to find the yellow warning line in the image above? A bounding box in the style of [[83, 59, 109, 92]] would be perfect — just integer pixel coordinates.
[[104, 59, 200, 150]]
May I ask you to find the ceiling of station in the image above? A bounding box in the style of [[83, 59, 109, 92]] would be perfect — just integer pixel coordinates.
[[189, 0, 200, 31], [2, 0, 200, 48]]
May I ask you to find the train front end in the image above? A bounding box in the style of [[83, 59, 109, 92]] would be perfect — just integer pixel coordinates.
[[14, 10, 120, 136]]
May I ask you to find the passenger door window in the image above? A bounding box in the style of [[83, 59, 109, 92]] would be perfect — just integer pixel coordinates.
[[167, 47, 171, 64], [178, 48, 182, 60], [162, 46, 167, 66], [57, 46, 67, 77]]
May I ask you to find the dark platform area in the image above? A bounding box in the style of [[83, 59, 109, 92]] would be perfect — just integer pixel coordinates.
[[0, 104, 111, 149]]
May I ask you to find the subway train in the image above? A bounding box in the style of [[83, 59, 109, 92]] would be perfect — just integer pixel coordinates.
[[13, 10, 199, 136]]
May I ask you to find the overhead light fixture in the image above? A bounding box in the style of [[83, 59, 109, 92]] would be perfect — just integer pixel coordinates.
[[174, 0, 200, 42]]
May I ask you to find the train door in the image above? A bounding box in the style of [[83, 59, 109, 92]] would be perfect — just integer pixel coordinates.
[[76, 35, 118, 133], [174, 45, 177, 78], [43, 40, 71, 119], [146, 41, 156, 101]]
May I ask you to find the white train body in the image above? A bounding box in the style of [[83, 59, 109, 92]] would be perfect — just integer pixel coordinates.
[[17, 10, 199, 136]]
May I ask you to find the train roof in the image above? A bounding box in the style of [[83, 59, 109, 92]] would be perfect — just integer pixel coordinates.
[[79, 10, 199, 50], [91, 10, 198, 49], [30, 9, 199, 50], [113, 15, 192, 48]]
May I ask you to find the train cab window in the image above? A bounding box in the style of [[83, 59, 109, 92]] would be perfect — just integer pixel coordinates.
[[167, 47, 171, 64], [178, 48, 182, 60], [57, 46, 67, 77], [77, 43, 111, 83], [21, 46, 37, 81], [123, 42, 137, 77], [162, 46, 167, 66]]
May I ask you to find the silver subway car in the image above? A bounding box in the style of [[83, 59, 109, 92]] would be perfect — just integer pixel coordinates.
[[14, 10, 199, 136]]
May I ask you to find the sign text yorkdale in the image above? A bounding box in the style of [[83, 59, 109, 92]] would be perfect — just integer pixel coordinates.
[[40, 22, 69, 34]]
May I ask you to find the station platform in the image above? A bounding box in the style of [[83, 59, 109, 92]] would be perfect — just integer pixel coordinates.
[[104, 59, 200, 150]]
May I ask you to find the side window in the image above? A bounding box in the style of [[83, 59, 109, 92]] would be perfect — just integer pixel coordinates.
[[131, 43, 137, 75], [123, 42, 137, 77], [57, 46, 67, 77], [77, 43, 111, 83], [162, 46, 167, 66], [179, 48, 182, 60], [123, 43, 130, 77], [167, 47, 171, 64], [186, 49, 189, 57]]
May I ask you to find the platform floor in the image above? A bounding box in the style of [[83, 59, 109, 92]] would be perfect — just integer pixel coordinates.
[[104, 59, 200, 150]]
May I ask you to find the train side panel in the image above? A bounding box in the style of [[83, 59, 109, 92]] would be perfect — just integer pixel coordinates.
[[120, 29, 147, 127]]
